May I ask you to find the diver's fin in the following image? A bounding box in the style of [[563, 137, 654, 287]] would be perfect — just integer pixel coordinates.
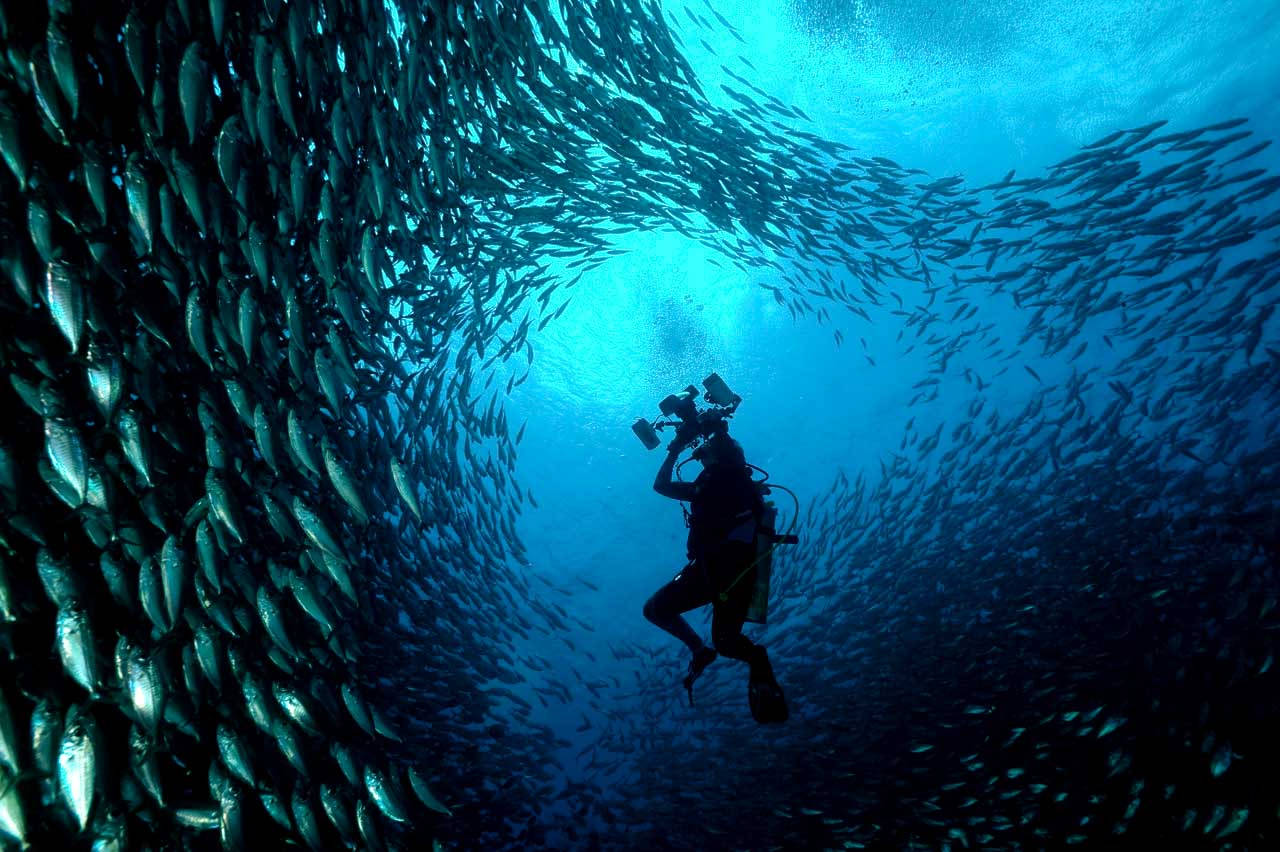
[[683, 646, 718, 707], [748, 647, 788, 724]]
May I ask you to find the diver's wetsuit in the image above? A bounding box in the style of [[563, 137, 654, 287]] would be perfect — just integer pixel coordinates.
[[645, 458, 765, 663], [644, 539, 760, 662]]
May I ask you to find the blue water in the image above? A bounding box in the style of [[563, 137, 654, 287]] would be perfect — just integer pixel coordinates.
[[486, 0, 1280, 844]]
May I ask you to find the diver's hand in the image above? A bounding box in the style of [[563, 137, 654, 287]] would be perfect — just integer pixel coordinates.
[[669, 429, 695, 452], [669, 423, 697, 453]]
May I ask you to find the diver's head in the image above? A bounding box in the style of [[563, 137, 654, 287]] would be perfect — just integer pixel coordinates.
[[694, 431, 746, 470]]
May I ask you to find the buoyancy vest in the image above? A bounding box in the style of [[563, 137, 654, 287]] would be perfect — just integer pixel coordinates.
[[686, 465, 765, 560]]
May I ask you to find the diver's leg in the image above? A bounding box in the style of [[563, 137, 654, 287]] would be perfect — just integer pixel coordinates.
[[708, 545, 787, 722], [708, 544, 762, 663], [705, 545, 787, 722], [643, 563, 714, 654], [710, 593, 760, 662]]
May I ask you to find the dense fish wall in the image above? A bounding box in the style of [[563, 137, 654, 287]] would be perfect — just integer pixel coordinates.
[[1, 0, 1279, 849], [0, 0, 546, 847]]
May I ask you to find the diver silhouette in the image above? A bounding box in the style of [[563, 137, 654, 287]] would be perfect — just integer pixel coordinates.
[[644, 426, 788, 723]]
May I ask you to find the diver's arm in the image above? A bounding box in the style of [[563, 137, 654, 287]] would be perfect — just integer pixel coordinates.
[[653, 444, 697, 501]]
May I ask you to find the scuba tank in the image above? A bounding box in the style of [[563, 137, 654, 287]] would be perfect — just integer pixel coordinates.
[[745, 502, 778, 624]]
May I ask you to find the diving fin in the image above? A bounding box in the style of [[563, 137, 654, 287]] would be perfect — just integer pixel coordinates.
[[748, 647, 788, 724]]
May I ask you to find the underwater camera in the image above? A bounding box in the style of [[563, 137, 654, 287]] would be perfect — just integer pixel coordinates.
[[631, 372, 742, 451]]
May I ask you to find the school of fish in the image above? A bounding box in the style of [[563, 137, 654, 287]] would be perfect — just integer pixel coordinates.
[[0, 0, 1278, 848]]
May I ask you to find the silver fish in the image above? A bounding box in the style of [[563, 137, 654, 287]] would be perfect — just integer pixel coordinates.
[[271, 682, 318, 734], [390, 457, 423, 522], [237, 287, 257, 363], [239, 674, 273, 735], [160, 534, 187, 627], [222, 378, 254, 428], [289, 573, 335, 638], [286, 408, 322, 477], [44, 260, 83, 352], [370, 705, 401, 742], [215, 115, 243, 193], [36, 549, 77, 608], [0, 560, 14, 624], [83, 460, 110, 513], [0, 689, 18, 775], [29, 698, 62, 814], [85, 340, 122, 418], [216, 724, 254, 787], [363, 764, 408, 823], [260, 791, 291, 831], [206, 472, 244, 543], [138, 558, 169, 633], [43, 415, 86, 505], [291, 499, 343, 560], [55, 604, 98, 694], [0, 93, 29, 190], [121, 10, 151, 94], [272, 47, 298, 136], [320, 783, 353, 840], [219, 783, 244, 849], [317, 550, 356, 603], [0, 765, 25, 847], [28, 54, 67, 139], [262, 489, 298, 543], [124, 644, 163, 731], [290, 789, 323, 850], [115, 408, 152, 486], [173, 808, 219, 830], [124, 152, 153, 253], [408, 766, 453, 816], [80, 145, 108, 223], [46, 19, 78, 119], [177, 42, 208, 144], [340, 682, 375, 736], [128, 726, 164, 805], [210, 0, 226, 43], [252, 404, 279, 473], [314, 349, 345, 414], [56, 706, 97, 831], [247, 222, 270, 286], [39, 457, 82, 510], [355, 798, 385, 852], [193, 622, 223, 692], [274, 717, 307, 776], [170, 154, 207, 232], [185, 288, 213, 369], [256, 586, 297, 657], [322, 438, 368, 524], [330, 741, 360, 787], [194, 519, 222, 592], [98, 553, 132, 610]]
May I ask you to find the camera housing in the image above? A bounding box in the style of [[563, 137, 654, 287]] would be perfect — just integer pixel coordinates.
[[631, 418, 661, 450], [632, 373, 741, 450], [659, 385, 701, 423]]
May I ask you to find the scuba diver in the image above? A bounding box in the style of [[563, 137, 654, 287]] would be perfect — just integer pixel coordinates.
[[633, 375, 792, 724]]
